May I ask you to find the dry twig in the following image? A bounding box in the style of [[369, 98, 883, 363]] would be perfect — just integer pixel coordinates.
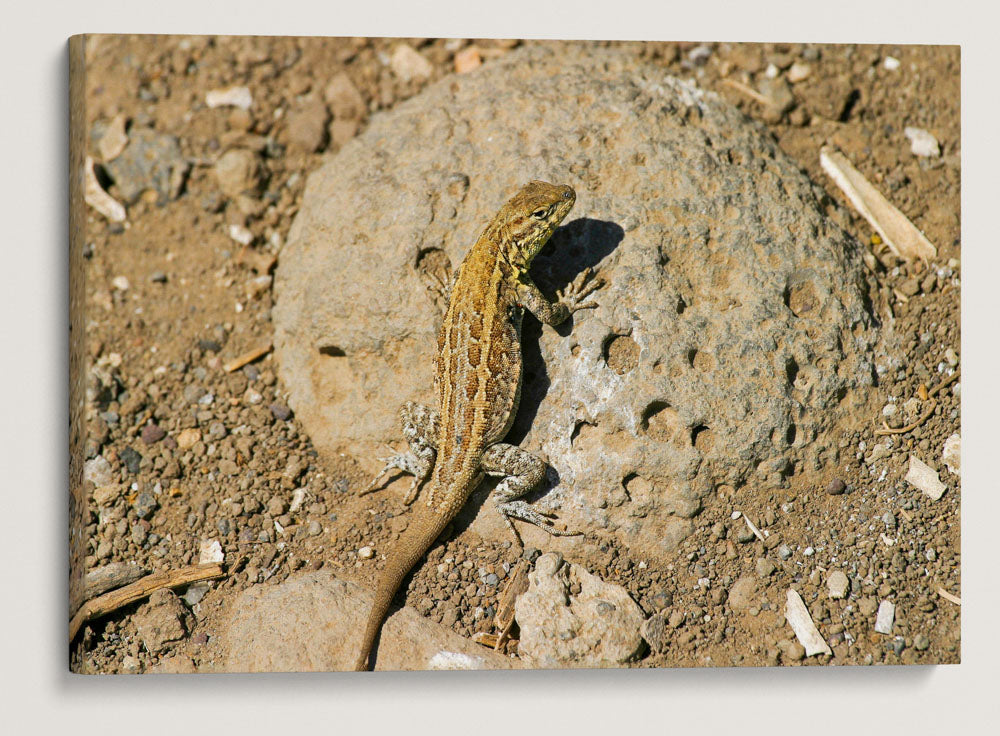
[[69, 562, 225, 641], [874, 370, 960, 436], [223, 341, 272, 372]]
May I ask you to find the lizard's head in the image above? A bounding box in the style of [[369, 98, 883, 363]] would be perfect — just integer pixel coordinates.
[[497, 180, 576, 267]]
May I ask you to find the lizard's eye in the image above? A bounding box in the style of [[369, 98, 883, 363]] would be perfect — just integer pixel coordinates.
[[531, 208, 549, 219]]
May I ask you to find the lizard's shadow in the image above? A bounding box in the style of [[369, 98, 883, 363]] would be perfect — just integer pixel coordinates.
[[451, 217, 624, 533]]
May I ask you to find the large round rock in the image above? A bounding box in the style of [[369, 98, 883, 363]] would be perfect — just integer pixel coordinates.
[[273, 44, 886, 561]]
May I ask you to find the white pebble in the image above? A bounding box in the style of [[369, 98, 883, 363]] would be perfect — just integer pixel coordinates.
[[874, 600, 895, 634], [883, 56, 901, 70], [358, 546, 374, 559], [803, 546, 814, 556], [228, 223, 254, 246], [111, 275, 130, 291], [206, 85, 253, 110], [731, 511, 742, 520], [904, 126, 941, 157]]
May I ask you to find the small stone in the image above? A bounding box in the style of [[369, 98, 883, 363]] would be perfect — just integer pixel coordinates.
[[133, 590, 187, 653], [882, 511, 897, 530], [182, 583, 211, 606], [390, 44, 433, 83], [786, 642, 806, 661], [942, 433, 960, 476], [899, 278, 921, 296], [358, 546, 374, 559], [727, 576, 758, 611], [267, 497, 286, 517], [141, 424, 166, 445], [105, 127, 188, 204], [904, 126, 941, 157], [206, 85, 253, 110], [131, 523, 148, 545], [778, 544, 792, 560], [883, 56, 901, 70], [216, 518, 231, 535], [755, 557, 776, 578], [904, 454, 947, 500], [198, 339, 222, 353], [269, 402, 292, 421], [826, 478, 847, 496], [522, 547, 541, 562], [176, 428, 201, 449], [215, 149, 263, 198], [111, 275, 130, 291], [944, 348, 959, 367], [324, 73, 365, 120], [84, 455, 113, 486], [199, 538, 224, 564], [874, 600, 895, 634], [92, 484, 121, 506], [455, 46, 482, 74], [134, 492, 157, 520], [98, 113, 129, 162], [286, 99, 329, 153], [150, 270, 167, 283], [183, 384, 207, 404], [914, 633, 930, 651], [827, 570, 849, 599], [736, 525, 756, 543], [787, 62, 811, 83], [307, 521, 322, 536], [667, 610, 686, 629], [859, 597, 878, 616]]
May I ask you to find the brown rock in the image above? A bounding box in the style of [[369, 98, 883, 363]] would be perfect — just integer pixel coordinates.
[[324, 72, 366, 120], [285, 99, 329, 153], [205, 571, 514, 671], [214, 148, 263, 198], [133, 590, 187, 653]]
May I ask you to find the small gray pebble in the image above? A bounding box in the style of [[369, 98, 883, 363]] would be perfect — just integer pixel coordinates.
[[238, 528, 254, 543], [130, 523, 148, 545], [522, 547, 541, 562], [914, 633, 930, 651], [307, 520, 322, 536], [134, 492, 157, 519], [882, 512, 897, 530], [269, 403, 292, 421], [778, 544, 792, 560], [150, 271, 168, 283], [198, 339, 222, 353], [216, 518, 231, 535], [183, 384, 207, 404], [485, 573, 499, 586]]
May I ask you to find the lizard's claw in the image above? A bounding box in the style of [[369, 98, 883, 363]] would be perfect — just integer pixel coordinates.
[[559, 267, 604, 314]]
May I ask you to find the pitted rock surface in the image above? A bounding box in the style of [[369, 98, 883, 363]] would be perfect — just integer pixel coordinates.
[[273, 44, 888, 561]]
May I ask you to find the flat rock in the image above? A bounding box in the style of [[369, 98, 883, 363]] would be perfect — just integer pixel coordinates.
[[205, 570, 514, 672], [905, 454, 946, 500], [826, 570, 849, 599], [514, 552, 645, 668], [273, 44, 886, 562]]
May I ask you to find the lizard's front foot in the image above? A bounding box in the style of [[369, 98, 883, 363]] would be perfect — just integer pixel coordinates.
[[558, 267, 604, 314]]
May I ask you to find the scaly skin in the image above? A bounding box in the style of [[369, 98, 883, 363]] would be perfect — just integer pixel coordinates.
[[354, 181, 601, 671]]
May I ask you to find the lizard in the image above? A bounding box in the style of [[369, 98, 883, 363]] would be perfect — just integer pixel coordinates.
[[352, 180, 602, 671]]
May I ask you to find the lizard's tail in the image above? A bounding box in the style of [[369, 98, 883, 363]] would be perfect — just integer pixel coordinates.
[[352, 505, 453, 671]]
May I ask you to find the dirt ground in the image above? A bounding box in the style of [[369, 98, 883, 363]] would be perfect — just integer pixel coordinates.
[[69, 36, 960, 673]]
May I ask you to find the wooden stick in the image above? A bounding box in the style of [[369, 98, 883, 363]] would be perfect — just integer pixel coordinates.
[[223, 341, 272, 373], [873, 369, 960, 437], [69, 562, 224, 642], [720, 78, 771, 106], [937, 587, 961, 606]]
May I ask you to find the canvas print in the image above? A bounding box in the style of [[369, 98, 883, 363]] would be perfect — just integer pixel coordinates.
[[69, 35, 960, 673]]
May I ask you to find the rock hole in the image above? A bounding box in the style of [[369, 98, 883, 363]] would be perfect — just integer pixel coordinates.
[[691, 425, 714, 451], [603, 334, 639, 375], [641, 401, 684, 443], [786, 423, 797, 446], [785, 357, 799, 386], [676, 296, 687, 314], [570, 419, 596, 445], [318, 345, 346, 357]]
